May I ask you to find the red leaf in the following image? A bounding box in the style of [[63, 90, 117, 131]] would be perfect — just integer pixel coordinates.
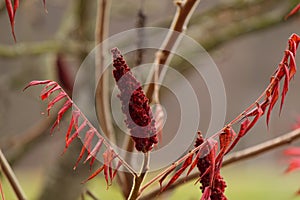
[[112, 161, 122, 180], [13, 0, 19, 14], [50, 100, 72, 134], [226, 118, 250, 154], [47, 92, 67, 115], [285, 158, 300, 173], [161, 154, 193, 191], [246, 103, 263, 133], [109, 165, 113, 185], [239, 118, 251, 137], [291, 34, 300, 49], [74, 146, 86, 170], [187, 150, 201, 177], [87, 139, 105, 171], [41, 85, 61, 100], [73, 129, 95, 170], [280, 64, 290, 114], [218, 128, 236, 160], [64, 110, 80, 145], [289, 37, 297, 56], [82, 166, 105, 184], [72, 110, 81, 131], [84, 138, 104, 165], [285, 3, 300, 20], [43, 0, 48, 13], [207, 141, 218, 187], [65, 120, 87, 149], [266, 82, 279, 127], [103, 149, 116, 187], [5, 0, 16, 41], [88, 157, 97, 171], [23, 80, 53, 91], [220, 126, 235, 151], [57, 101, 72, 122], [284, 147, 300, 156], [201, 187, 211, 200], [286, 50, 297, 80], [103, 165, 109, 187], [159, 165, 176, 190]]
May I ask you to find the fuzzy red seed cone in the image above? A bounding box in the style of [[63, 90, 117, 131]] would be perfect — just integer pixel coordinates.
[[111, 48, 158, 153], [195, 133, 227, 200]]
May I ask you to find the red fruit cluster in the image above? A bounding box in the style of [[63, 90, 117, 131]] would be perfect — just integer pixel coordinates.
[[195, 134, 227, 200], [111, 48, 158, 153]]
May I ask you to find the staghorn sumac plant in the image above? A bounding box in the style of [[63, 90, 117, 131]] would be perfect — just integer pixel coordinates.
[[1, 1, 300, 200], [22, 33, 300, 200]]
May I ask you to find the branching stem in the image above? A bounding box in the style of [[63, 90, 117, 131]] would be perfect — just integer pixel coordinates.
[[127, 153, 149, 200], [145, 0, 201, 101], [0, 149, 27, 200], [139, 128, 300, 200]]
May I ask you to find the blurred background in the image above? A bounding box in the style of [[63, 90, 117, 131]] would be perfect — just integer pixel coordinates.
[[1, 0, 300, 199]]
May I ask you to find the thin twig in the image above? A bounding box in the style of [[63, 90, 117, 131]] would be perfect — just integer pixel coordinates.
[[1, 109, 57, 165], [144, 0, 201, 101], [122, 2, 148, 196], [0, 40, 92, 57], [65, 94, 137, 176], [135, 0, 146, 67], [85, 189, 99, 200], [95, 0, 116, 146], [139, 137, 218, 193], [128, 152, 149, 200], [0, 150, 27, 200], [0, 0, 291, 59], [139, 128, 300, 200], [94, 0, 131, 196], [81, 193, 85, 200]]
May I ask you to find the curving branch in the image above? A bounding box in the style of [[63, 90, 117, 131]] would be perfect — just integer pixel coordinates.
[[128, 153, 149, 200], [0, 40, 92, 58], [1, 109, 57, 165], [144, 0, 201, 102], [148, 0, 295, 75], [0, 149, 27, 200], [0, 0, 295, 59], [189, 0, 294, 50], [94, 0, 115, 147], [140, 128, 300, 200]]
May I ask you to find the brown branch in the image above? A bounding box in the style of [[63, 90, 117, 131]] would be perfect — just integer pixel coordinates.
[[142, 0, 293, 78], [128, 153, 149, 200], [0, 40, 92, 58], [1, 111, 57, 165], [140, 128, 300, 200], [85, 189, 99, 200], [190, 0, 292, 50], [145, 0, 201, 101], [0, 0, 293, 59], [122, 2, 148, 197], [94, 0, 132, 196], [95, 0, 116, 145], [0, 149, 27, 200]]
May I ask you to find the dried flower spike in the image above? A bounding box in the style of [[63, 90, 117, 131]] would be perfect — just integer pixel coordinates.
[[195, 133, 227, 200], [111, 47, 158, 153]]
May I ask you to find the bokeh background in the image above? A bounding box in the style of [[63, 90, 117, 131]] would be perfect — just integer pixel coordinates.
[[1, 0, 300, 199]]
